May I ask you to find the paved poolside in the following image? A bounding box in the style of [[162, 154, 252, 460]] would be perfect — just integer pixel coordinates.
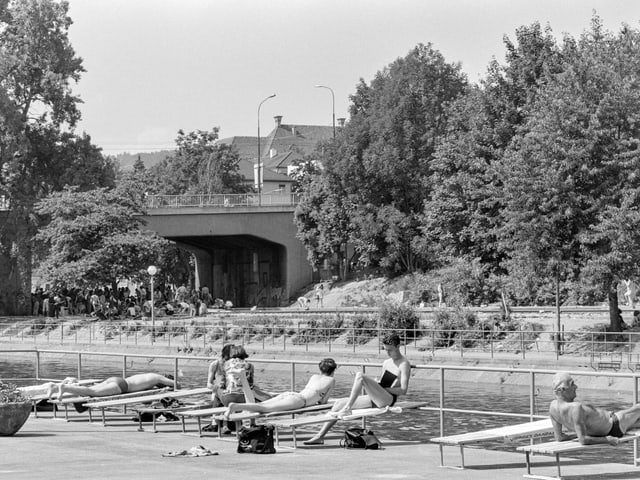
[[3, 409, 640, 480]]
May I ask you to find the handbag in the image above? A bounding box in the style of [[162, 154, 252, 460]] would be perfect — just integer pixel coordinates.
[[341, 427, 382, 449], [237, 424, 276, 454]]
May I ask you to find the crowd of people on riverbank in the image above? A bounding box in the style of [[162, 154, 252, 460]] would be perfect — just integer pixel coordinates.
[[29, 284, 233, 321]]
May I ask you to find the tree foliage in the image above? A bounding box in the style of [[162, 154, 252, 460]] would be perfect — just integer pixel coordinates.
[[34, 187, 172, 287], [148, 128, 249, 195], [0, 0, 114, 313]]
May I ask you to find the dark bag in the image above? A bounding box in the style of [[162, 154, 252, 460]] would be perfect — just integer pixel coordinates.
[[341, 428, 382, 449], [237, 425, 276, 454]]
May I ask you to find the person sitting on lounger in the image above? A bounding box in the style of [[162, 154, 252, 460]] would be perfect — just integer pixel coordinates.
[[50, 372, 177, 399], [304, 333, 410, 445], [550, 372, 640, 445], [223, 358, 337, 418]]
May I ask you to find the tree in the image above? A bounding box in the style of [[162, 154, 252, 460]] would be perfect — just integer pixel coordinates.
[[497, 17, 640, 331], [298, 44, 467, 274], [0, 0, 113, 314], [33, 187, 172, 288], [148, 128, 249, 195]]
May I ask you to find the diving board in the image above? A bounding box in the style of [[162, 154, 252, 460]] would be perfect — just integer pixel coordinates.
[[269, 401, 428, 448], [430, 419, 554, 469], [517, 430, 640, 480]]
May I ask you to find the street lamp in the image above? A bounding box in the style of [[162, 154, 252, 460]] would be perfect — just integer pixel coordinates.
[[257, 94, 276, 204], [147, 265, 157, 344], [314, 85, 335, 139]]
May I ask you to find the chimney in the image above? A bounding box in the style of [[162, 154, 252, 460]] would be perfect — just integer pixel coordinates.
[[337, 118, 346, 128], [274, 115, 283, 127]]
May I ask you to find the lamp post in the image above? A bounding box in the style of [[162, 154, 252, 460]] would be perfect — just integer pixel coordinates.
[[257, 94, 276, 205], [147, 265, 157, 344], [314, 85, 335, 139]]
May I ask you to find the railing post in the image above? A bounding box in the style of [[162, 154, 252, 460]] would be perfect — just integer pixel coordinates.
[[291, 362, 296, 391], [35, 350, 40, 380], [529, 370, 536, 418], [77, 352, 82, 379], [439, 367, 445, 437], [123, 355, 127, 378]]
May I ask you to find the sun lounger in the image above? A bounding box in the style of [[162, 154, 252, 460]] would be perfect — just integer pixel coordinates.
[[429, 419, 554, 469], [83, 387, 212, 426], [132, 401, 213, 433], [51, 387, 173, 421], [178, 403, 335, 437], [517, 430, 640, 480], [269, 400, 428, 448], [24, 379, 101, 418]]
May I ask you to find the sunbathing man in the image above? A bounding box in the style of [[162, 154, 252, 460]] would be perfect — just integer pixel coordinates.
[[51, 372, 177, 399], [304, 333, 410, 445], [223, 358, 337, 418], [550, 372, 640, 445]]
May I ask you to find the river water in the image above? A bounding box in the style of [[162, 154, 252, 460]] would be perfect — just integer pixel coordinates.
[[1, 355, 636, 464]]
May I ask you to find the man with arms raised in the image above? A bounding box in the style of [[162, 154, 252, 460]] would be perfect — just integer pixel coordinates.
[[550, 372, 640, 445]]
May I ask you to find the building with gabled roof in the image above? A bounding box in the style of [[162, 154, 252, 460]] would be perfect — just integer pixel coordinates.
[[218, 115, 337, 193]]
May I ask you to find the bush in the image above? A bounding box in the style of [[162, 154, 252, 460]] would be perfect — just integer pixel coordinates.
[[377, 303, 420, 339]]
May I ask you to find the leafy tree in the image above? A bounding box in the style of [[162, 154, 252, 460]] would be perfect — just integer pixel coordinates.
[[424, 22, 564, 274], [33, 187, 172, 288], [0, 0, 113, 314], [298, 44, 467, 273], [498, 17, 640, 331], [148, 128, 249, 195]]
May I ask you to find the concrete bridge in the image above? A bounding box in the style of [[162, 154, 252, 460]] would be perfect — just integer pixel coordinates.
[[142, 193, 312, 307]]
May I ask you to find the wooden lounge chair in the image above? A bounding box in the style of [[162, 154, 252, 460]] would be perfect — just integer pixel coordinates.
[[269, 400, 428, 448], [429, 418, 554, 469], [51, 387, 173, 421], [517, 430, 640, 480], [82, 387, 212, 426], [26, 379, 101, 418]]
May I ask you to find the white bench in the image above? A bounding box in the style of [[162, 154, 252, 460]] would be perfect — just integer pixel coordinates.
[[430, 419, 554, 469], [269, 401, 428, 448], [84, 387, 212, 426], [517, 431, 640, 480]]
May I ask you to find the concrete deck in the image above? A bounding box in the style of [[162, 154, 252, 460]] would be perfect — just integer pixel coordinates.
[[3, 410, 640, 480]]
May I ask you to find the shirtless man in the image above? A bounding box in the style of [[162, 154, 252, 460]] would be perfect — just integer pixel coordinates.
[[51, 373, 177, 399], [549, 372, 640, 445], [223, 358, 336, 417], [304, 333, 411, 445]]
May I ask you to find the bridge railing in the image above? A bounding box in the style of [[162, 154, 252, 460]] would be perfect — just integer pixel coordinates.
[[145, 192, 301, 209]]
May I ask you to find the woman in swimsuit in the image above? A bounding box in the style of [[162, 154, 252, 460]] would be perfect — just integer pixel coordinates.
[[304, 333, 411, 445], [52, 373, 176, 398], [223, 358, 337, 418]]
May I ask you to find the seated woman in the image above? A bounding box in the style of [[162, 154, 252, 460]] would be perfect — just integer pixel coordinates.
[[51, 372, 177, 399], [223, 358, 337, 418], [304, 334, 410, 445]]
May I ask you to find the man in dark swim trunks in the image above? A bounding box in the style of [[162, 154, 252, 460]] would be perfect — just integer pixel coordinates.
[[549, 372, 640, 445], [52, 373, 176, 399]]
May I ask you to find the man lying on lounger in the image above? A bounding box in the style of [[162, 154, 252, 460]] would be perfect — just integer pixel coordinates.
[[49, 373, 177, 399], [550, 372, 640, 445], [304, 333, 411, 445], [222, 358, 337, 418]]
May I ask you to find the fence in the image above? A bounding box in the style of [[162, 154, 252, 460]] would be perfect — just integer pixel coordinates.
[[145, 192, 300, 209], [2, 348, 640, 439], [2, 319, 640, 369]]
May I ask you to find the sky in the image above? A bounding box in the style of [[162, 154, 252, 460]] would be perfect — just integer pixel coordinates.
[[65, 0, 640, 154]]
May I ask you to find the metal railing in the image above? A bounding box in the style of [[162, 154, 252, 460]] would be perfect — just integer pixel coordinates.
[[2, 320, 640, 369], [145, 192, 301, 209], [2, 348, 640, 439]]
